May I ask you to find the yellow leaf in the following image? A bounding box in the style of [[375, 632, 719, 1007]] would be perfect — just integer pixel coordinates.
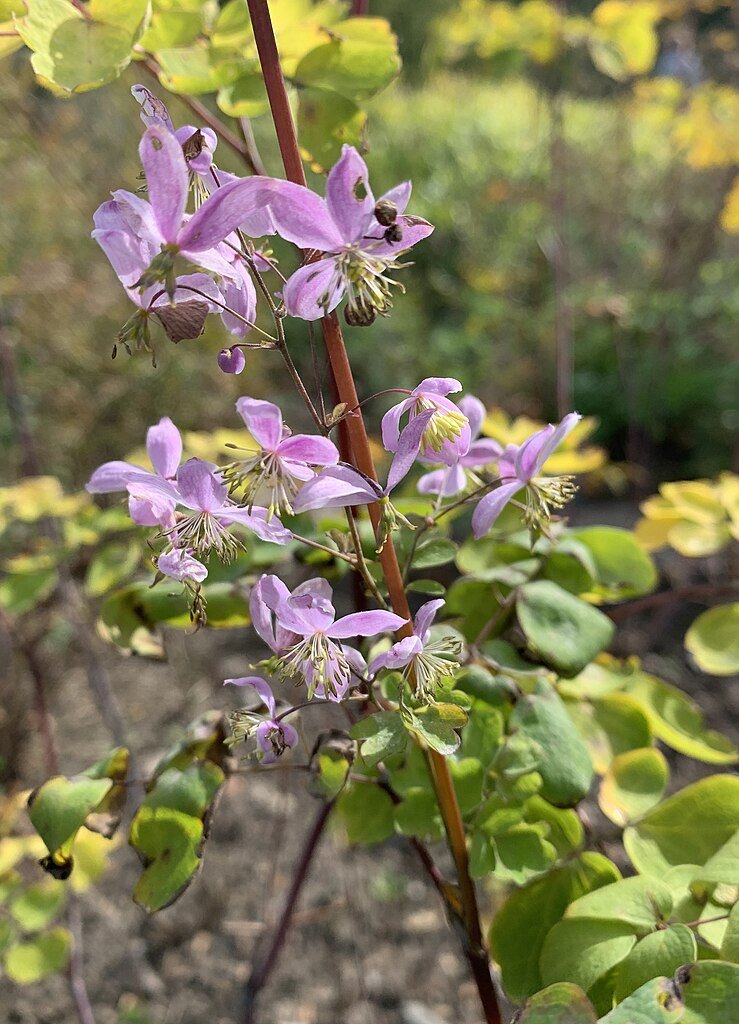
[[667, 520, 731, 558], [720, 175, 739, 234], [660, 481, 726, 524]]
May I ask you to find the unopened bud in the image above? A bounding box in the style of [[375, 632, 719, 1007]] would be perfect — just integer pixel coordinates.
[[374, 199, 398, 227]]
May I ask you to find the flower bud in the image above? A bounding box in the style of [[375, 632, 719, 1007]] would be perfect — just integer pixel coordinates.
[[218, 347, 246, 374], [374, 199, 398, 226]]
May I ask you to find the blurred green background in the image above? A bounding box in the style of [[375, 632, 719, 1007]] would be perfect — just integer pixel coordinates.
[[1, 0, 737, 493]]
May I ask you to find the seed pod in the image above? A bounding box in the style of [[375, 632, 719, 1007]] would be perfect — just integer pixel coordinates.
[[374, 199, 398, 226]]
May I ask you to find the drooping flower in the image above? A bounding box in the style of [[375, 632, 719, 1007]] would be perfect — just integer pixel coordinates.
[[472, 413, 582, 538], [382, 378, 471, 467], [156, 547, 208, 584], [223, 676, 299, 763], [223, 398, 340, 517], [255, 574, 406, 701], [417, 395, 502, 497], [369, 599, 462, 702], [264, 145, 433, 324], [133, 458, 292, 562], [218, 346, 247, 375], [293, 410, 435, 549], [86, 416, 182, 526]]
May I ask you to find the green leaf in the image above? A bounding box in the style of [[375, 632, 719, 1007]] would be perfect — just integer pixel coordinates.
[[3, 927, 71, 983], [460, 701, 504, 767], [29, 776, 112, 859], [490, 852, 621, 1001], [217, 71, 269, 118], [615, 926, 697, 1001], [409, 536, 458, 570], [0, 568, 58, 615], [680, 961, 739, 1024], [337, 783, 395, 846], [598, 976, 685, 1023], [297, 87, 366, 173], [523, 796, 584, 858], [624, 672, 737, 765], [406, 578, 446, 596], [509, 679, 594, 807], [308, 747, 351, 801], [17, 0, 149, 94], [405, 702, 467, 756], [84, 541, 140, 597], [517, 580, 615, 677], [350, 711, 407, 768], [130, 762, 224, 913], [516, 983, 596, 1024], [9, 882, 66, 932], [572, 527, 658, 601], [293, 16, 400, 100], [449, 757, 485, 816], [156, 43, 237, 94], [456, 535, 539, 584], [393, 787, 443, 840], [692, 832, 739, 885], [599, 748, 668, 826], [565, 875, 673, 931], [541, 537, 598, 595], [685, 604, 739, 677], [540, 919, 637, 992], [567, 693, 653, 776], [454, 665, 517, 707], [140, 1, 204, 51], [493, 823, 557, 884], [720, 902, 739, 962], [624, 775, 739, 876]]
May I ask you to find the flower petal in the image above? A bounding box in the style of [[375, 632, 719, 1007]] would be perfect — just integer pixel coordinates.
[[366, 215, 434, 257], [292, 465, 379, 513], [221, 261, 257, 339], [87, 460, 150, 493], [414, 599, 445, 643], [92, 229, 148, 290], [377, 181, 411, 215], [177, 458, 228, 512], [177, 176, 272, 253], [514, 426, 555, 482], [249, 574, 288, 651], [219, 506, 292, 544], [139, 124, 188, 245], [380, 396, 413, 451], [282, 258, 344, 321], [458, 395, 486, 439], [471, 481, 522, 539], [460, 439, 503, 468], [327, 610, 408, 639], [386, 409, 435, 492], [277, 434, 340, 467], [369, 635, 422, 676], [224, 675, 276, 717], [235, 397, 283, 451], [258, 179, 346, 251], [533, 412, 582, 473], [325, 145, 375, 244], [147, 416, 182, 479], [417, 464, 467, 496], [413, 377, 462, 398], [158, 548, 208, 583], [131, 84, 174, 131]]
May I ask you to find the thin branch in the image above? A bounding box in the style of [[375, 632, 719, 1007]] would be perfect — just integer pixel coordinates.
[[606, 583, 739, 623]]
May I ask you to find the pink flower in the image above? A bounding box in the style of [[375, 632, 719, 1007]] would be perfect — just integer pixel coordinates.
[[417, 395, 502, 497], [382, 378, 471, 468], [157, 547, 208, 584], [369, 599, 462, 701], [263, 145, 434, 324], [223, 676, 299, 763], [472, 413, 581, 537]]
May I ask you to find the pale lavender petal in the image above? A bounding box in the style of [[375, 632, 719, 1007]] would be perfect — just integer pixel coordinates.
[[380, 396, 413, 451], [139, 125, 188, 245], [250, 575, 289, 651], [366, 215, 434, 257], [158, 548, 208, 583], [292, 466, 379, 513], [235, 397, 283, 451], [344, 646, 367, 678], [458, 395, 486, 439], [412, 378, 462, 398], [258, 179, 346, 251], [532, 412, 582, 473], [276, 434, 340, 467], [325, 145, 375, 244], [420, 395, 471, 467], [377, 181, 411, 216], [471, 481, 522, 539], [128, 495, 171, 527], [87, 460, 150, 493], [167, 272, 224, 309], [92, 229, 148, 290], [207, 170, 277, 237], [289, 600, 335, 634], [282, 258, 344, 322], [280, 459, 315, 482], [147, 416, 182, 479], [224, 675, 276, 717], [387, 409, 435, 492], [219, 506, 292, 544], [498, 445, 519, 481], [177, 458, 228, 512], [515, 426, 555, 482], [414, 599, 444, 643], [131, 84, 173, 131], [417, 466, 461, 497], [327, 610, 408, 640], [218, 347, 246, 374], [175, 125, 217, 174], [221, 260, 257, 339], [177, 176, 271, 253], [369, 635, 422, 676], [180, 243, 238, 280], [108, 189, 163, 245], [461, 439, 503, 468]]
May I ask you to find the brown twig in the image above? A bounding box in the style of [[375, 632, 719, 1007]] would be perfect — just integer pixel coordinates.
[[606, 583, 739, 622]]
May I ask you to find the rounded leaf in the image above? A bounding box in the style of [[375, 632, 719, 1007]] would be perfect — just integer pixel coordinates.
[[685, 604, 739, 677], [598, 747, 668, 826]]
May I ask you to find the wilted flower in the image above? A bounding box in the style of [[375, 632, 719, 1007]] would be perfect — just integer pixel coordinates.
[[262, 145, 433, 323], [417, 395, 502, 497], [224, 398, 340, 518], [223, 676, 299, 763], [382, 378, 471, 467], [369, 599, 462, 702], [472, 413, 581, 537]]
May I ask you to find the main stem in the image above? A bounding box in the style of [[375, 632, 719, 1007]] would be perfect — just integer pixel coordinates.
[[244, 3, 501, 1020]]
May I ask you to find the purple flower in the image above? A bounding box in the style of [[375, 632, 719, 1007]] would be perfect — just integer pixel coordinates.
[[223, 676, 299, 763], [417, 395, 502, 497], [225, 398, 340, 517], [369, 599, 462, 701], [255, 574, 406, 701], [264, 145, 433, 324], [218, 347, 247, 375], [293, 410, 435, 549], [132, 84, 218, 181], [87, 416, 182, 526], [472, 413, 581, 538], [133, 458, 292, 562], [157, 547, 208, 584], [382, 378, 471, 467]]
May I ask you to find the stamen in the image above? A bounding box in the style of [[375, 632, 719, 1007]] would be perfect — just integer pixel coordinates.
[[162, 511, 243, 563], [320, 246, 408, 326], [223, 452, 300, 519], [411, 397, 467, 454], [523, 475, 578, 528], [407, 637, 463, 702], [277, 634, 351, 700]]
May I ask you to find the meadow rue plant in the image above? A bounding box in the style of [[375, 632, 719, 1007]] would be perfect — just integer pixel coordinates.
[[17, 5, 739, 1024]]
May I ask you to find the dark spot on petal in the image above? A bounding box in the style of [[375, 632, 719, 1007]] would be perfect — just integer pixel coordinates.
[[353, 176, 368, 201], [151, 136, 163, 151]]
